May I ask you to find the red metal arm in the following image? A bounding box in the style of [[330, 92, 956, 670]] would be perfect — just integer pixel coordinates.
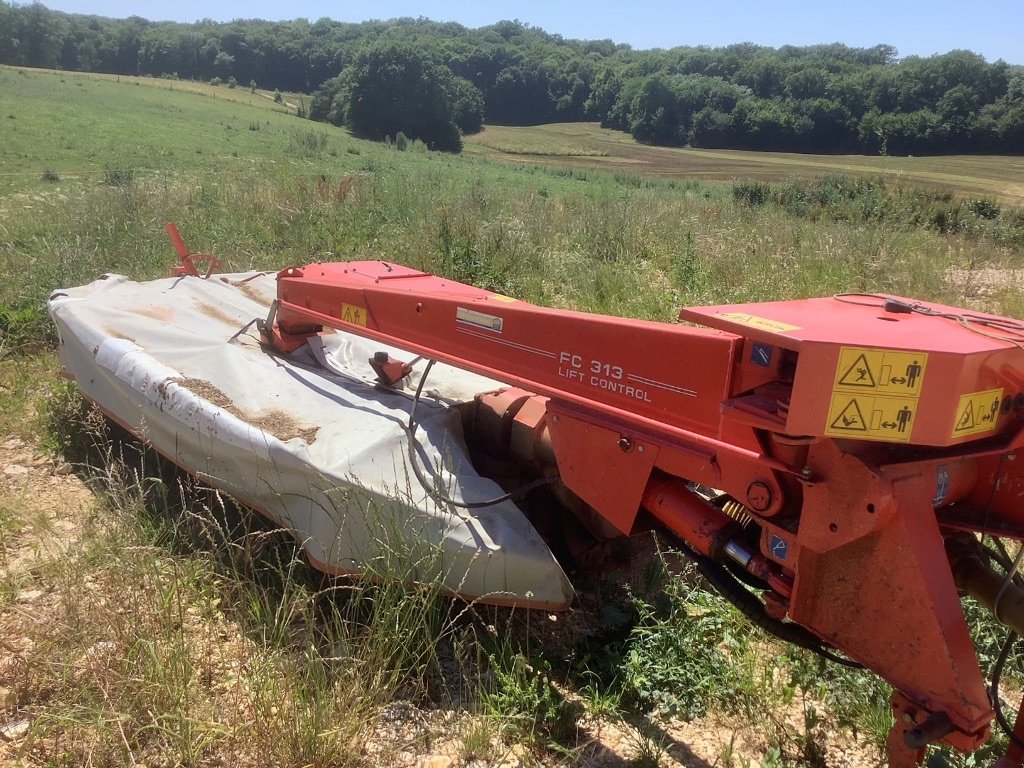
[[166, 223, 221, 278], [262, 259, 1024, 765]]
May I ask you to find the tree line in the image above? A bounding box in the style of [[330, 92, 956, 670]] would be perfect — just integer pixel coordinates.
[[2, 1, 1022, 154]]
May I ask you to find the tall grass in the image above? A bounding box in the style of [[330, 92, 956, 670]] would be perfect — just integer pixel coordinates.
[[4, 394, 465, 767], [5, 157, 1016, 351]]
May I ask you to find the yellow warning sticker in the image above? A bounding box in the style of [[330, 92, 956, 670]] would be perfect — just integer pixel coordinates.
[[715, 312, 801, 334], [341, 303, 367, 327], [951, 388, 1004, 438], [825, 393, 919, 442], [833, 347, 928, 397], [490, 294, 517, 303]]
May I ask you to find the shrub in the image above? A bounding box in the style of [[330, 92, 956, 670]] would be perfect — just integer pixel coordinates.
[[482, 647, 581, 749], [102, 166, 135, 187], [287, 128, 327, 156], [620, 568, 751, 720], [968, 198, 1001, 220], [0, 300, 53, 354], [732, 179, 772, 207]]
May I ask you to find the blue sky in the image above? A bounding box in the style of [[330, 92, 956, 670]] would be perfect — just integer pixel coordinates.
[[39, 0, 1024, 65]]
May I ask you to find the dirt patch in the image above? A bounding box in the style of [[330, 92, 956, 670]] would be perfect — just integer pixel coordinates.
[[0, 436, 95, 760], [194, 300, 239, 326], [102, 326, 137, 344], [176, 377, 319, 443], [131, 305, 174, 322], [230, 279, 273, 308], [0, 436, 93, 577]]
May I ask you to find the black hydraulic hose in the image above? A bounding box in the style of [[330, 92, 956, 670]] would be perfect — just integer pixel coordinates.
[[990, 630, 1024, 751], [976, 539, 1024, 748], [725, 558, 771, 591], [678, 541, 862, 668], [406, 359, 557, 509]]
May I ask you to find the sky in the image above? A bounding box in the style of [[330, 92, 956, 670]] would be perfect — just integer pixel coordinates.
[[38, 0, 1024, 65]]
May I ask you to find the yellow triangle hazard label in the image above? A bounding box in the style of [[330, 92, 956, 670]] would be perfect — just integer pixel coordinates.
[[830, 399, 867, 431], [951, 388, 1004, 439], [955, 402, 975, 432], [837, 354, 877, 387], [341, 303, 368, 327]]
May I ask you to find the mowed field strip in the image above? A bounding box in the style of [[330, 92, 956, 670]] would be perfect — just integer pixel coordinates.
[[465, 123, 1024, 205]]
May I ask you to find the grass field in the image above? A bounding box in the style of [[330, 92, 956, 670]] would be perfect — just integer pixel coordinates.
[[0, 66, 309, 194], [465, 123, 1024, 206], [2, 65, 1024, 768]]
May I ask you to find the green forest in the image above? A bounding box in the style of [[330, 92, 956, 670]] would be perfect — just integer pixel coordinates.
[[2, 0, 1023, 155]]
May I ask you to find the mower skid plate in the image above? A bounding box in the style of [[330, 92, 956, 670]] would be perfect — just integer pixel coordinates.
[[47, 271, 573, 610]]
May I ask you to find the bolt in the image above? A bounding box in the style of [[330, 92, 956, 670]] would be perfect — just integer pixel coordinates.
[[801, 465, 813, 480], [746, 481, 773, 512], [618, 437, 633, 453]]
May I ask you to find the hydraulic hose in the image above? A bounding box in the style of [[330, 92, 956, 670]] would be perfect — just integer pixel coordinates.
[[678, 541, 862, 668]]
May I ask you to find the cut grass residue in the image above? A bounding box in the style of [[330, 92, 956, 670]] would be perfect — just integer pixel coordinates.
[[470, 125, 609, 158], [464, 123, 1024, 206]]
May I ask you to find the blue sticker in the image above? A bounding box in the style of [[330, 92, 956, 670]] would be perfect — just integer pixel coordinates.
[[769, 535, 788, 561], [751, 342, 773, 367], [933, 465, 950, 507]]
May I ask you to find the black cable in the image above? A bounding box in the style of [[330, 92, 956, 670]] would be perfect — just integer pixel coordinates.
[[833, 292, 1024, 347], [406, 358, 558, 509], [985, 543, 1016, 575], [962, 453, 1024, 752], [990, 630, 1024, 751], [676, 540, 863, 668], [832, 292, 900, 308], [978, 534, 1024, 750]]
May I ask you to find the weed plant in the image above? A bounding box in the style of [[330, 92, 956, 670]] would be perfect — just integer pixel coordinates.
[[733, 174, 1024, 249], [619, 570, 753, 721]]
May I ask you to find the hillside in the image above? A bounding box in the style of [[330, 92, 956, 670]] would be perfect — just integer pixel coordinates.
[[2, 2, 1023, 155]]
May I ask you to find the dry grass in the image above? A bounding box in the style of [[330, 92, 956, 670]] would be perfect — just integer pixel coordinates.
[[0, 402, 462, 768]]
